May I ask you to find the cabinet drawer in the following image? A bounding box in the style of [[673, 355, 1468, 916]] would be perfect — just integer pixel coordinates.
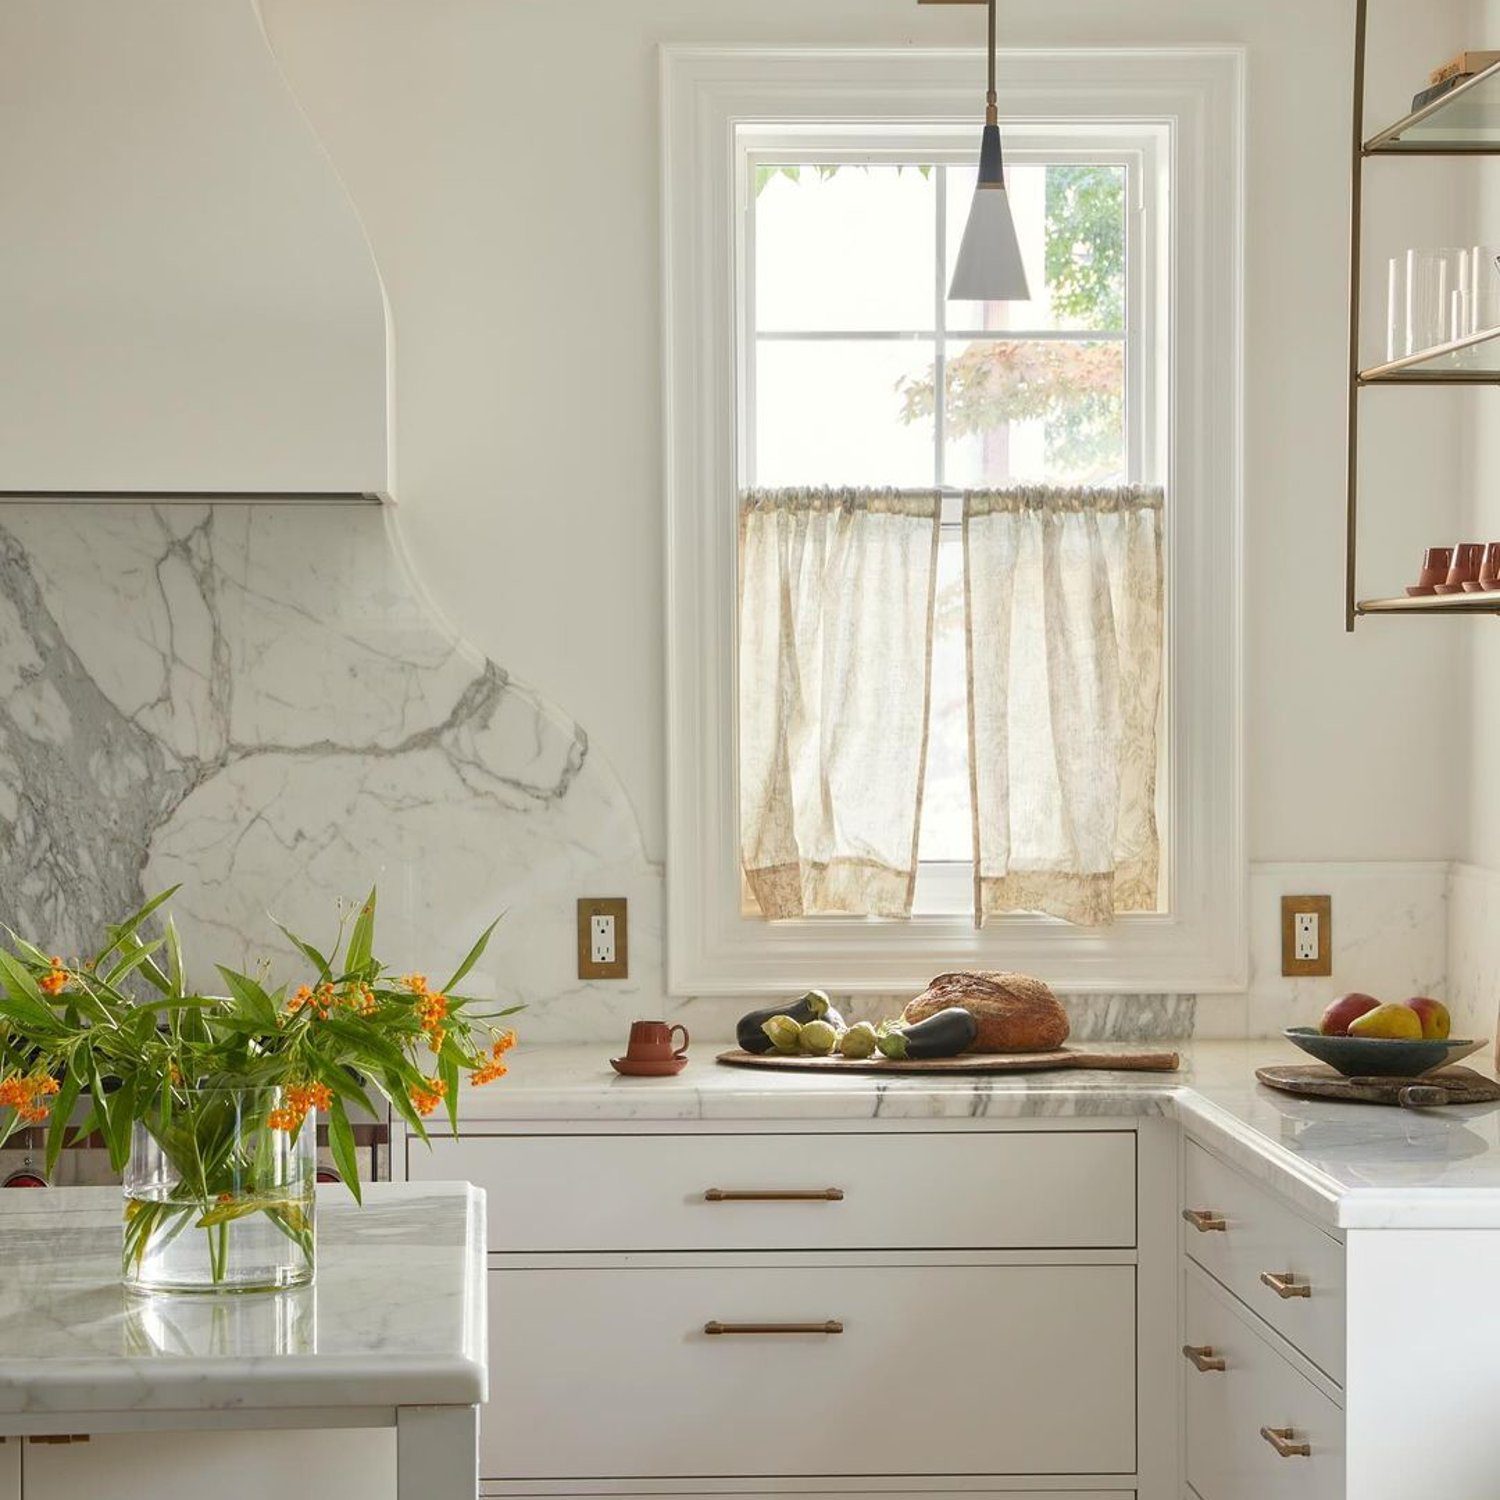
[[1182, 1141, 1344, 1382], [1183, 1268, 1343, 1500], [487, 1263, 1136, 1479], [414, 1130, 1136, 1251]]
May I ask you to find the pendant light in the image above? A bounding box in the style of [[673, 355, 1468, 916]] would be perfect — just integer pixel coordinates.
[[948, 0, 1030, 302]]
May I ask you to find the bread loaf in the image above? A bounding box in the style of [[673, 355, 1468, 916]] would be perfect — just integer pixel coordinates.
[[901, 971, 1069, 1053]]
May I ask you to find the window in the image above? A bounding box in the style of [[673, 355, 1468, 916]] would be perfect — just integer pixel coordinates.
[[663, 47, 1245, 995], [743, 139, 1149, 915]]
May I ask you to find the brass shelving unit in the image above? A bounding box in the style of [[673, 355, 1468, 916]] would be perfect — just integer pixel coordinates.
[[1346, 5, 1500, 626]]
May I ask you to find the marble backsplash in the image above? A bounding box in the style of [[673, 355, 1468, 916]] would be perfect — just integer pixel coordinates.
[[0, 502, 662, 1038], [0, 502, 1483, 1047]]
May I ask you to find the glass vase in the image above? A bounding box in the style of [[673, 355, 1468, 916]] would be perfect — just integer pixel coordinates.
[[123, 1086, 316, 1294]]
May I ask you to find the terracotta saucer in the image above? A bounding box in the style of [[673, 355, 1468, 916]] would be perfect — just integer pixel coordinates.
[[610, 1055, 688, 1077]]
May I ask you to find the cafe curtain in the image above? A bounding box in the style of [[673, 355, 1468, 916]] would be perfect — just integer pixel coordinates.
[[964, 485, 1165, 926], [738, 487, 941, 918]]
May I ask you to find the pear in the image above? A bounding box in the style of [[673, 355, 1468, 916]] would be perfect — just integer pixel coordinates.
[[1347, 1002, 1424, 1041]]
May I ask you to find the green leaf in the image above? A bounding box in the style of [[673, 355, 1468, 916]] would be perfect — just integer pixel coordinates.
[[95, 887, 180, 966], [44, 1065, 85, 1174], [344, 889, 376, 975], [442, 914, 503, 994], [103, 937, 164, 987], [0, 947, 44, 1006], [327, 1096, 362, 1205], [438, 1044, 460, 1135], [215, 967, 278, 1027], [164, 916, 185, 998], [273, 921, 333, 982]]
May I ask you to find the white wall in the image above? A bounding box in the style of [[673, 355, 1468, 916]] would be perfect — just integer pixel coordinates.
[[257, 0, 1470, 877]]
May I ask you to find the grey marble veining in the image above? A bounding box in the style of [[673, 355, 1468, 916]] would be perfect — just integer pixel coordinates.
[[0, 503, 660, 1025], [0, 1182, 486, 1415]]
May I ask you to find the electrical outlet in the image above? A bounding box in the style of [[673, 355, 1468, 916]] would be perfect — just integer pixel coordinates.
[[577, 897, 628, 980], [1281, 895, 1332, 977], [1294, 911, 1319, 962]]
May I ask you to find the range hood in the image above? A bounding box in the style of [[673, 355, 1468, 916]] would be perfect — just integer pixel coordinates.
[[0, 1, 392, 501]]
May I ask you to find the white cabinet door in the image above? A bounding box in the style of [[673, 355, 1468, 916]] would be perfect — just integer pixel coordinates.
[[20, 1430, 395, 1500], [416, 1130, 1137, 1252], [0, 1439, 17, 1500], [488, 1262, 1136, 1480], [1184, 1268, 1343, 1500]]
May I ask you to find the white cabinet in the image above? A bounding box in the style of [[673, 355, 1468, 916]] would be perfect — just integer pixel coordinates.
[[19, 1430, 395, 1500], [1182, 1141, 1344, 1383], [488, 1262, 1136, 1479], [416, 1130, 1137, 1252], [1183, 1266, 1344, 1500], [0, 1440, 16, 1500]]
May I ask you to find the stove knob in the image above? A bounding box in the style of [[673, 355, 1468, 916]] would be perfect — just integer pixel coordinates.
[[2, 1168, 47, 1187], [316, 1168, 341, 1184]]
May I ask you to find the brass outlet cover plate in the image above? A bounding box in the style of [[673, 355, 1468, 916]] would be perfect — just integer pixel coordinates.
[[577, 897, 628, 980], [1281, 894, 1332, 977]]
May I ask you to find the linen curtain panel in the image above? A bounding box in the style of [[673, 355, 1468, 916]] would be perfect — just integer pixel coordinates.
[[739, 488, 941, 918], [964, 485, 1165, 926]]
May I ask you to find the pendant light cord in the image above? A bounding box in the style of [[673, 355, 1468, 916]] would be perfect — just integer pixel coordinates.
[[986, 0, 997, 123]]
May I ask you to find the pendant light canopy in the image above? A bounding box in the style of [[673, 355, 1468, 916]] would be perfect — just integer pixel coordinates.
[[948, 0, 1029, 302]]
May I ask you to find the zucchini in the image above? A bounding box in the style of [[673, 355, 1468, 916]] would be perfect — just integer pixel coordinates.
[[736, 990, 833, 1053], [876, 1006, 978, 1061]]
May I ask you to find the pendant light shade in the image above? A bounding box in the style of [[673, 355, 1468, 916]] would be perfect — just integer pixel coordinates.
[[947, 1, 1030, 302]]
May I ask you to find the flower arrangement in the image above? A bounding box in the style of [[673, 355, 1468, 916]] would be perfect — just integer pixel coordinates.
[[0, 887, 518, 1291]]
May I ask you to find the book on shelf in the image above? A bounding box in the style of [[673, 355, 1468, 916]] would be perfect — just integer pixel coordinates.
[[1412, 74, 1473, 111], [1429, 49, 1500, 85]]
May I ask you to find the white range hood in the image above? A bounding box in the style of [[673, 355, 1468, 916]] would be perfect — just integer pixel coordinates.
[[0, 0, 392, 501]]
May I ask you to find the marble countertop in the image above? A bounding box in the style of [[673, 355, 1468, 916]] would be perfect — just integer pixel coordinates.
[[0, 1181, 487, 1419], [449, 1040, 1500, 1232]]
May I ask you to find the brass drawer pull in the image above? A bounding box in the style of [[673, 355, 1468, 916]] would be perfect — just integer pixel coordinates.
[[1259, 1270, 1311, 1299], [704, 1188, 844, 1202], [1182, 1343, 1225, 1372], [27, 1436, 90, 1445], [704, 1320, 843, 1336], [1182, 1207, 1227, 1233], [1260, 1426, 1311, 1458]]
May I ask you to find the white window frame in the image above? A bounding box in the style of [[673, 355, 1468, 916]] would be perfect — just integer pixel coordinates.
[[662, 45, 1246, 996]]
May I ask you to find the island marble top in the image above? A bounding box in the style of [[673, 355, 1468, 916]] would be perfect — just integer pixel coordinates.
[[0, 1181, 487, 1418], [445, 1039, 1500, 1232]]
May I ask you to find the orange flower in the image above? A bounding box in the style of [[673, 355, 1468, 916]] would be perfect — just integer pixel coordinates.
[[268, 1080, 334, 1132], [286, 983, 335, 1019], [286, 984, 314, 1013], [471, 1058, 508, 1086], [491, 1030, 516, 1056], [427, 1026, 446, 1055], [340, 982, 376, 1016], [409, 1076, 447, 1116], [38, 957, 68, 996], [0, 1072, 60, 1124], [401, 973, 430, 996]]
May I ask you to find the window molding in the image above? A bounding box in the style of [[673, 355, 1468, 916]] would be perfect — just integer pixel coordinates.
[[662, 45, 1246, 996]]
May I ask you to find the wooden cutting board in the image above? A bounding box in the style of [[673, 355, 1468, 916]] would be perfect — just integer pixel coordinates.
[[716, 1046, 1180, 1075], [1256, 1063, 1500, 1109]]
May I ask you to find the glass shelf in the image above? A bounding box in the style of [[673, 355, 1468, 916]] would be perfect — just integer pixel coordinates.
[[1357, 593, 1500, 615], [1359, 322, 1500, 382], [1365, 60, 1500, 153]]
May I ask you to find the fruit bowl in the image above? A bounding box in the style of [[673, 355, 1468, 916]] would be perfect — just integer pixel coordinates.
[[1283, 1027, 1486, 1079]]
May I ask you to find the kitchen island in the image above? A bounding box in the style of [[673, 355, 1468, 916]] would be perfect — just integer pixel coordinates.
[[0, 1181, 486, 1500]]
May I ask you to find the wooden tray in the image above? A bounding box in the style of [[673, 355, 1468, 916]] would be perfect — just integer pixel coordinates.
[[1256, 1063, 1500, 1109], [716, 1046, 1180, 1075]]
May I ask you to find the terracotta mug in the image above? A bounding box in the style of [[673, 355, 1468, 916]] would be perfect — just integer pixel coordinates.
[[1477, 542, 1500, 592], [1418, 545, 1453, 586], [627, 1020, 689, 1061], [1437, 542, 1484, 594]]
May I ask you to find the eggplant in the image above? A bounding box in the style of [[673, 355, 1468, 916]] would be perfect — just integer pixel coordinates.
[[876, 1006, 978, 1061], [736, 990, 832, 1053]]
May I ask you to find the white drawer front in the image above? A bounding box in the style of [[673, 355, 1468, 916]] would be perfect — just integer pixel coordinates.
[[1184, 1270, 1343, 1500], [487, 1263, 1136, 1479], [1182, 1141, 1344, 1382], [414, 1131, 1136, 1252]]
